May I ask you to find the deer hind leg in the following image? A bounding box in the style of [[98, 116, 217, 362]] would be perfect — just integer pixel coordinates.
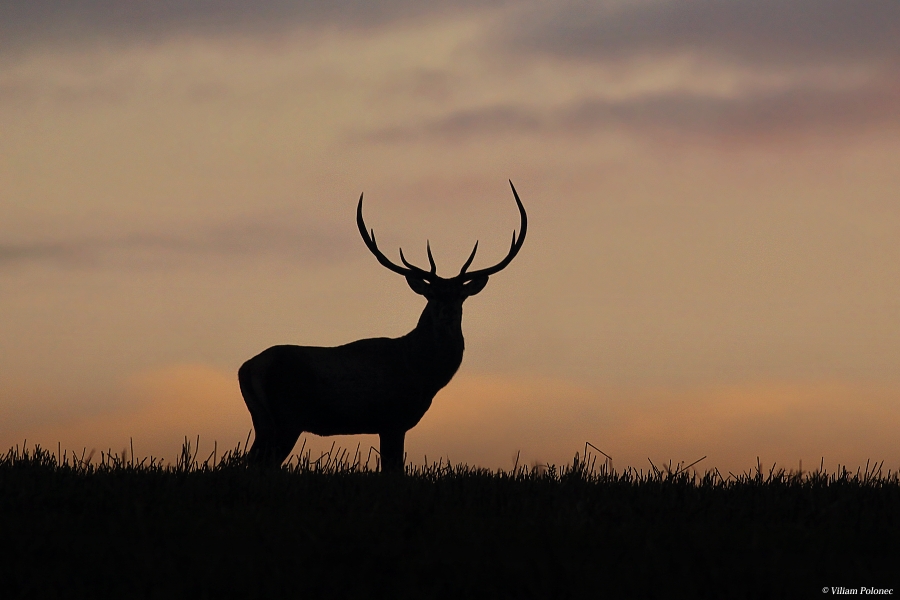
[[379, 430, 406, 473], [239, 363, 299, 467]]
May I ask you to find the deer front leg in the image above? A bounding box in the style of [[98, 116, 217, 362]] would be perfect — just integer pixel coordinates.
[[379, 430, 406, 473]]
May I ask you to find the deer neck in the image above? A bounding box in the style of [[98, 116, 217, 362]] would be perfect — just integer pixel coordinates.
[[404, 301, 465, 388]]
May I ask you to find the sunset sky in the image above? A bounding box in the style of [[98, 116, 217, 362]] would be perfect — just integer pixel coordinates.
[[2, 1, 899, 473]]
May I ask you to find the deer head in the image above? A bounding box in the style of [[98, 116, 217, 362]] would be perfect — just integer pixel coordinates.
[[356, 180, 527, 333]]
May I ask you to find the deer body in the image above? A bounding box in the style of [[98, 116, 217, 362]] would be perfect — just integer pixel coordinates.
[[240, 182, 525, 471]]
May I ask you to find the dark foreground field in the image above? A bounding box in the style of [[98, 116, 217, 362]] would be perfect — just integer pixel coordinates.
[[1, 442, 898, 599]]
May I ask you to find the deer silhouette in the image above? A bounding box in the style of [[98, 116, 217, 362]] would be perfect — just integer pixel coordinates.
[[239, 181, 526, 471]]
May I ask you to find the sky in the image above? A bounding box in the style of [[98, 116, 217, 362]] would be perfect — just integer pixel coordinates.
[[2, 0, 899, 474]]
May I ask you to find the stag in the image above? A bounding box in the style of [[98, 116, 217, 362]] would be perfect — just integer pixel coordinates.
[[239, 181, 526, 472]]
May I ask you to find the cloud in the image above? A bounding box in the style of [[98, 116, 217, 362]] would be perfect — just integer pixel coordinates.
[[0, 0, 506, 56], [369, 105, 543, 141], [0, 217, 350, 270], [367, 79, 900, 144], [506, 0, 900, 68], [10, 0, 893, 69]]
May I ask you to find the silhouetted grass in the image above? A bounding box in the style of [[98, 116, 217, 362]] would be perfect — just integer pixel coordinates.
[[1, 440, 897, 599]]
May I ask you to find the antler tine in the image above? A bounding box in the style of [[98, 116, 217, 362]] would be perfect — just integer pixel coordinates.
[[398, 247, 435, 278], [458, 241, 479, 275], [426, 241, 437, 274], [456, 180, 527, 281], [357, 193, 432, 278]]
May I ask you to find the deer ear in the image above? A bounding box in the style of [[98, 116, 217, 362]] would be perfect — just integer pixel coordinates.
[[462, 276, 489, 297], [406, 276, 430, 296]]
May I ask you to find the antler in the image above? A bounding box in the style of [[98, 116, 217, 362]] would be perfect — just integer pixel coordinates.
[[357, 181, 526, 282], [357, 193, 438, 281], [455, 180, 527, 281]]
